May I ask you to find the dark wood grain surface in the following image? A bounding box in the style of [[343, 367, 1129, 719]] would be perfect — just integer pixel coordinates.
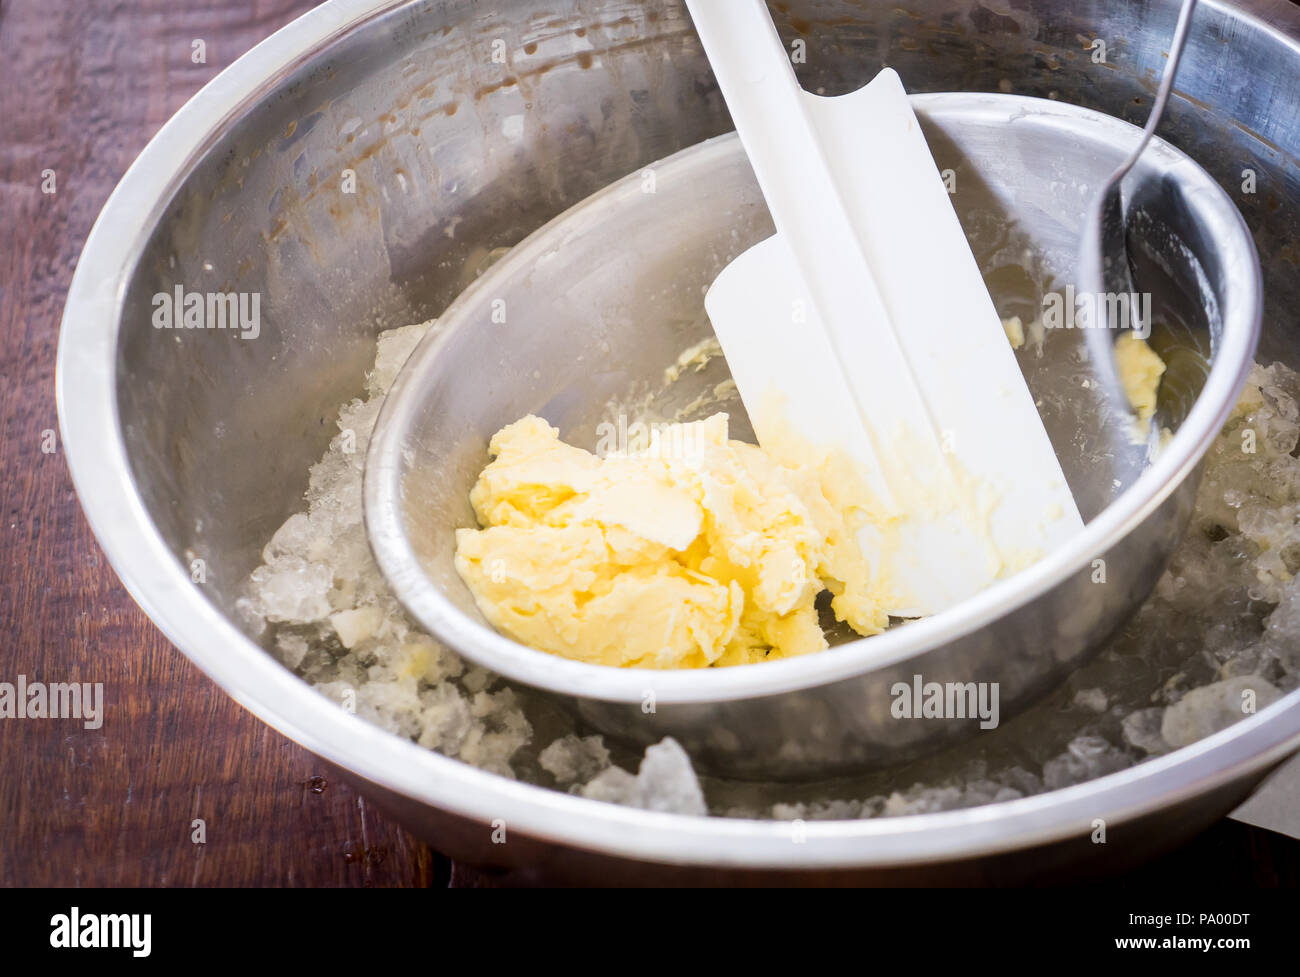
[[0, 0, 1296, 888], [0, 0, 444, 888]]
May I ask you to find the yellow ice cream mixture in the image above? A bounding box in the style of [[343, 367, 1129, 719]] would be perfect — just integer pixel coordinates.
[[454, 413, 890, 669], [1115, 331, 1166, 426]]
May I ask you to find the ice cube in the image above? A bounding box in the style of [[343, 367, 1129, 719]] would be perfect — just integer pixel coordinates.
[[1161, 676, 1282, 748], [249, 558, 333, 623], [1121, 707, 1169, 755], [580, 737, 707, 816], [637, 738, 708, 816], [539, 734, 612, 787]]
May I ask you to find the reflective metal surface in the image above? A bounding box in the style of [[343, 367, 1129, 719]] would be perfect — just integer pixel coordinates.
[[365, 97, 1260, 779], [57, 0, 1300, 880], [1079, 0, 1200, 411]]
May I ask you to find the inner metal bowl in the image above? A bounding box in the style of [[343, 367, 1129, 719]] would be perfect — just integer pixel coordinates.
[[366, 96, 1261, 779], [54, 0, 1300, 881]]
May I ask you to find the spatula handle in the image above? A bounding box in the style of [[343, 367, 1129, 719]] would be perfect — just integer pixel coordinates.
[[684, 0, 844, 274], [683, 0, 920, 413]]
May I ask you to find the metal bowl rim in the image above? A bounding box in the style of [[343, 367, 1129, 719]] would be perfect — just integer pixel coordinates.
[[365, 94, 1262, 705]]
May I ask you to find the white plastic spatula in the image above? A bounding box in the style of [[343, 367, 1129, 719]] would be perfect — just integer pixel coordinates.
[[685, 0, 1083, 617]]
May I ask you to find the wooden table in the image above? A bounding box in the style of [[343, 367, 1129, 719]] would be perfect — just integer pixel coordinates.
[[1, 0, 1296, 887]]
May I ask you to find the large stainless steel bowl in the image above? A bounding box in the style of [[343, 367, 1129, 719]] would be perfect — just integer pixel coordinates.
[[57, 0, 1300, 882]]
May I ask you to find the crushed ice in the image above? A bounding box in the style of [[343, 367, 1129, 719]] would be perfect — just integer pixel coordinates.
[[239, 324, 1300, 820]]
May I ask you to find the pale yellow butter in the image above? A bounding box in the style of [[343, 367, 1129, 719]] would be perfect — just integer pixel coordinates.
[[1115, 332, 1166, 428], [453, 413, 890, 669], [1002, 315, 1025, 349]]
